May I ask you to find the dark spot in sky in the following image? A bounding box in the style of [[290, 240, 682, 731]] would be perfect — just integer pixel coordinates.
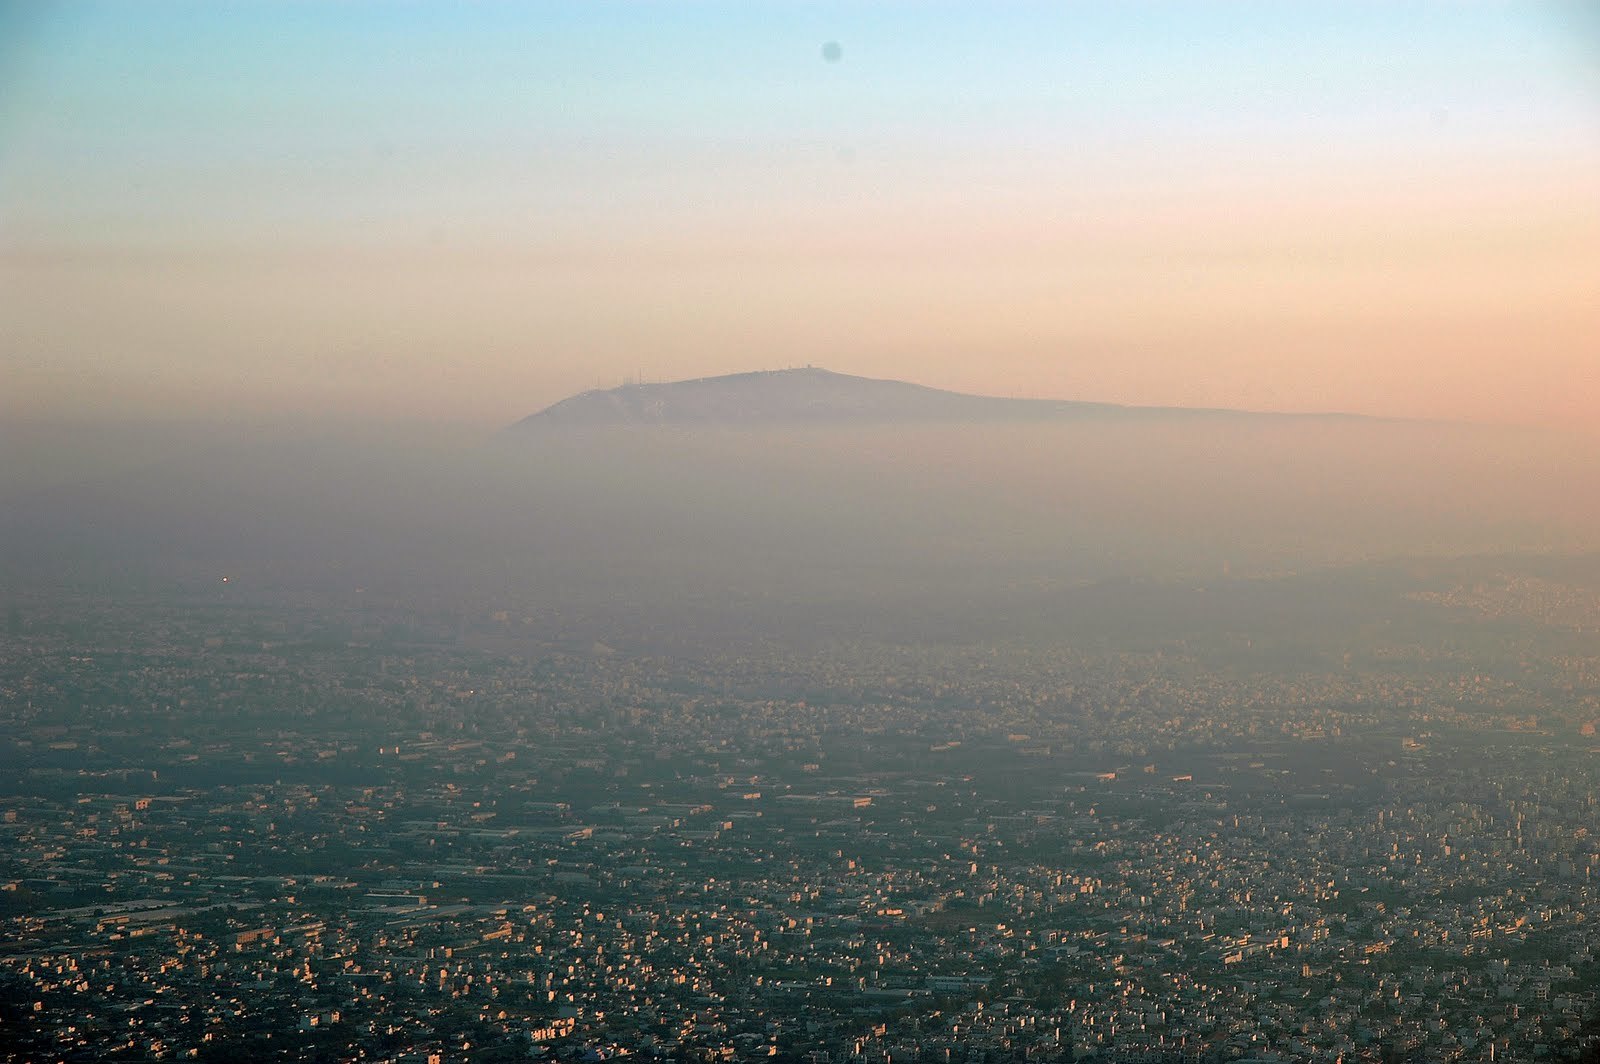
[[821, 41, 842, 63]]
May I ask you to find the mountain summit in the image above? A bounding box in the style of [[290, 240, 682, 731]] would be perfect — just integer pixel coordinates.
[[510, 368, 1352, 428]]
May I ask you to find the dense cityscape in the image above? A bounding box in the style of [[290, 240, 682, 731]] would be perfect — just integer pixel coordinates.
[[5, 561, 1600, 1063], [8, 1, 1598, 1062]]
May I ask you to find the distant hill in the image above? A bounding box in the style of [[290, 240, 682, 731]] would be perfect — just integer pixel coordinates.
[[510, 368, 1372, 428]]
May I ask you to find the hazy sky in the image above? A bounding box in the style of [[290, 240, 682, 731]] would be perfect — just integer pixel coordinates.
[[2, 2, 1597, 428]]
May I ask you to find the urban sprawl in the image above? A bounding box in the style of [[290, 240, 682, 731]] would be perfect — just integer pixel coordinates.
[[4, 576, 1600, 1063]]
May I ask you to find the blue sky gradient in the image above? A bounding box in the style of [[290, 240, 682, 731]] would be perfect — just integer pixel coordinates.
[[2, 2, 1597, 425]]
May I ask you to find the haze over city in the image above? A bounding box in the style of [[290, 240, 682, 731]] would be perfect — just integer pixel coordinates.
[[6, 6, 1600, 1064]]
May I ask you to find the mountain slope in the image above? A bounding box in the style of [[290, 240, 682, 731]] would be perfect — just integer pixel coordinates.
[[511, 368, 1357, 428]]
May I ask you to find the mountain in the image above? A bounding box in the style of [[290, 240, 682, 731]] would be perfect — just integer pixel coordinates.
[[510, 368, 1366, 428]]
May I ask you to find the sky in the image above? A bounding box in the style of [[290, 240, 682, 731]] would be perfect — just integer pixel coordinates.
[[2, 1, 1597, 429]]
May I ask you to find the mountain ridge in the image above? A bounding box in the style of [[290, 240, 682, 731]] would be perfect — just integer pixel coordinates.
[[510, 367, 1384, 429]]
